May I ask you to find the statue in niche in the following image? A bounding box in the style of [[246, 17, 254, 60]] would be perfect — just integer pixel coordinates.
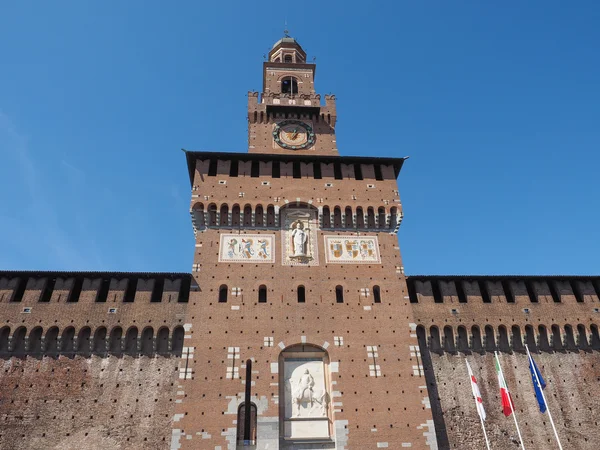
[[290, 369, 328, 417], [290, 221, 308, 257]]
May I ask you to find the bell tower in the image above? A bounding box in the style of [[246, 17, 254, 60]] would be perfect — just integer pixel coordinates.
[[248, 35, 338, 156]]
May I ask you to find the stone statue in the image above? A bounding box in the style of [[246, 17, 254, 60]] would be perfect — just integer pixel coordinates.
[[291, 221, 308, 257], [293, 369, 315, 417]]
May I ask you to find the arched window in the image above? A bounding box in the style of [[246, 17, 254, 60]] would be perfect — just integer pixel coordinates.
[[44, 327, 59, 355], [322, 206, 331, 228], [232, 204, 241, 227], [172, 326, 185, 356], [0, 327, 10, 354], [220, 204, 229, 226], [77, 327, 92, 354], [333, 207, 342, 228], [258, 285, 267, 303], [243, 205, 252, 227], [12, 327, 27, 354], [141, 327, 154, 356], [93, 327, 107, 354], [344, 207, 353, 228], [255, 205, 264, 227], [219, 285, 228, 303], [29, 327, 43, 355], [356, 207, 365, 228], [208, 204, 217, 226], [378, 207, 386, 228], [335, 286, 344, 303], [109, 327, 123, 354], [297, 286, 306, 303], [267, 205, 275, 227], [390, 207, 398, 229], [236, 402, 257, 446], [157, 327, 170, 355], [367, 207, 376, 228], [373, 285, 381, 303], [192, 202, 205, 227], [471, 326, 483, 352], [284, 54, 293, 63], [281, 76, 298, 94], [61, 327, 76, 356], [124, 327, 138, 355]]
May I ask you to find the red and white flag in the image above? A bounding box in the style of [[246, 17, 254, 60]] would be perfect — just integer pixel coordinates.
[[466, 360, 486, 421], [495, 352, 514, 417]]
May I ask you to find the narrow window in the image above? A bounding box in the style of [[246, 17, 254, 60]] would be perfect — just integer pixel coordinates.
[[10, 278, 27, 303], [208, 159, 218, 176], [229, 160, 239, 177], [313, 162, 322, 179], [374, 164, 384, 181], [251, 160, 260, 178], [293, 162, 301, 179], [333, 207, 342, 228], [255, 205, 264, 227], [356, 207, 365, 228], [220, 204, 229, 226], [178, 276, 191, 303], [123, 278, 137, 303], [67, 277, 83, 303], [353, 164, 363, 180], [373, 285, 381, 303], [96, 278, 110, 303], [335, 285, 344, 303], [297, 286, 305, 303], [322, 206, 331, 228], [266, 205, 275, 227], [377, 207, 386, 228], [151, 278, 164, 303], [258, 285, 267, 303], [219, 285, 228, 303], [344, 207, 353, 228], [272, 161, 280, 178], [333, 163, 343, 180], [39, 277, 56, 303], [281, 76, 297, 94]]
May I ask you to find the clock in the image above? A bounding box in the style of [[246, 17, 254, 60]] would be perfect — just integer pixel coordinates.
[[273, 120, 315, 150]]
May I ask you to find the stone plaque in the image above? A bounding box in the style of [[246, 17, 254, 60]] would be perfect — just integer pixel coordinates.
[[218, 234, 275, 263], [324, 235, 381, 264]]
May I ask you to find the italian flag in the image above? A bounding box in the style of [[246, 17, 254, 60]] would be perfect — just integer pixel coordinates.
[[495, 354, 514, 417]]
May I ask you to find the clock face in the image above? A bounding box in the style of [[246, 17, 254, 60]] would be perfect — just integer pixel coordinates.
[[273, 120, 315, 150]]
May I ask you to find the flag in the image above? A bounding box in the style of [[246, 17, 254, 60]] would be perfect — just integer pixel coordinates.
[[528, 353, 547, 413], [494, 354, 514, 417], [466, 360, 486, 421]]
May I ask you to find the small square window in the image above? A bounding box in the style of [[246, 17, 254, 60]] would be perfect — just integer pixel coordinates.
[[22, 307, 32, 314], [108, 308, 117, 314]]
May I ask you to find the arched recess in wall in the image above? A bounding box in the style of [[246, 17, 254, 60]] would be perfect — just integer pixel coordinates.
[[333, 207, 342, 228], [590, 324, 600, 351], [266, 205, 275, 227], [207, 203, 217, 226], [93, 327, 107, 354], [322, 206, 331, 228], [236, 402, 257, 446], [172, 326, 185, 356], [297, 285, 306, 303], [484, 325, 496, 352], [457, 326, 469, 353], [219, 285, 228, 303], [356, 207, 365, 228], [430, 326, 442, 354], [29, 327, 43, 356], [61, 326, 76, 356], [231, 204, 241, 227], [551, 324, 563, 351], [471, 326, 483, 353], [12, 327, 27, 355], [156, 327, 170, 355], [344, 207, 353, 228], [525, 325, 537, 352], [443, 326, 456, 353], [0, 326, 10, 354], [538, 325, 551, 352], [258, 285, 267, 303], [390, 207, 398, 229], [109, 327, 123, 355], [563, 325, 577, 351], [220, 204, 229, 226], [367, 207, 376, 228], [243, 205, 252, 227], [511, 325, 524, 353], [498, 325, 511, 353], [77, 327, 92, 354], [577, 324, 589, 350], [278, 344, 331, 441], [192, 202, 205, 227], [124, 327, 138, 355], [378, 207, 386, 228], [373, 285, 381, 304], [44, 327, 59, 355], [255, 205, 264, 227], [141, 327, 154, 356], [335, 286, 344, 304]]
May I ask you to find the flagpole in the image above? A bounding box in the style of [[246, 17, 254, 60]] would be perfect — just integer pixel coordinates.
[[466, 360, 491, 450], [495, 351, 525, 449], [525, 345, 563, 450]]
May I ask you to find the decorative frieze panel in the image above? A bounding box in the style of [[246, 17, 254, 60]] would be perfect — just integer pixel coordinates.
[[218, 234, 275, 263], [323, 236, 381, 264]]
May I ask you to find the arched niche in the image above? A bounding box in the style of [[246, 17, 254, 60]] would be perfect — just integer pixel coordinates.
[[279, 344, 331, 442]]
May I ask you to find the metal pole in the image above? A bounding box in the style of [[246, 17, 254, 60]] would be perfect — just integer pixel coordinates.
[[495, 351, 525, 449]]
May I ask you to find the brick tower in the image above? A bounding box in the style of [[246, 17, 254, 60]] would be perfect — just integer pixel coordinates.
[[179, 35, 437, 449]]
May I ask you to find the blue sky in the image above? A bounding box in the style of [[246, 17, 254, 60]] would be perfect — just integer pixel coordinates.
[[1, 1, 599, 275]]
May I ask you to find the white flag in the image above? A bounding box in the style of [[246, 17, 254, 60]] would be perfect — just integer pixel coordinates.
[[466, 360, 486, 421]]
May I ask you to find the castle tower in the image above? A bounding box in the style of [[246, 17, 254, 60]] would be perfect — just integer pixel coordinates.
[[179, 35, 437, 449]]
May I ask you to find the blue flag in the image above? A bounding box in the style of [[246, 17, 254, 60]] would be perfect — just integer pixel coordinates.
[[529, 354, 547, 413]]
